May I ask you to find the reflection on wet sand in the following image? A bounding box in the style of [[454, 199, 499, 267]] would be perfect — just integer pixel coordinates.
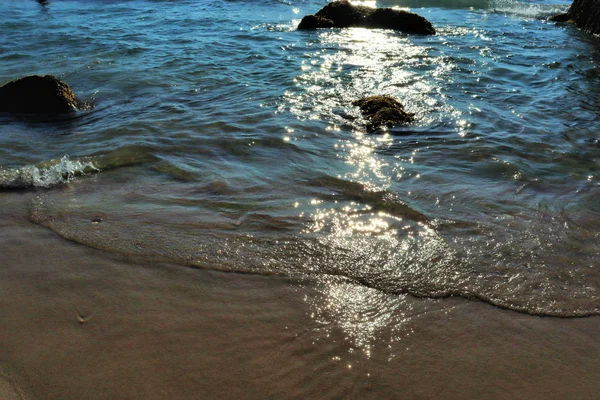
[[1, 218, 599, 399]]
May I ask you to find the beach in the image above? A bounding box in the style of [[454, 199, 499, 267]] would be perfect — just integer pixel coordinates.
[[1, 192, 599, 398], [1, 0, 599, 397]]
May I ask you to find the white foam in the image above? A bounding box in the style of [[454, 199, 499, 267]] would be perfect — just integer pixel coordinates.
[[490, 0, 569, 18], [0, 156, 99, 189]]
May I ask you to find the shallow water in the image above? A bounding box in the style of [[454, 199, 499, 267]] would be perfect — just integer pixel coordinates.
[[1, 0, 599, 359]]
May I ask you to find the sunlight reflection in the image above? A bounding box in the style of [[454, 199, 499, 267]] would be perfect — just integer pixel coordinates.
[[284, 12, 472, 353], [283, 22, 467, 141], [309, 280, 417, 355], [340, 136, 391, 185]]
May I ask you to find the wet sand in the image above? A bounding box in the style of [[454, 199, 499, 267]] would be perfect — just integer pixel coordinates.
[[1, 215, 599, 399], [0, 371, 23, 400]]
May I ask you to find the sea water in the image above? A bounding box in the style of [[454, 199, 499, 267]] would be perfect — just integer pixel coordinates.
[[0, 0, 598, 325]]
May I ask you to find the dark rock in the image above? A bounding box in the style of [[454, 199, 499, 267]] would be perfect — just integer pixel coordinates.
[[0, 75, 79, 114], [298, 0, 435, 35], [297, 15, 336, 30], [548, 12, 571, 22], [353, 95, 415, 131], [365, 8, 434, 32], [314, 0, 365, 27], [556, 0, 600, 34]]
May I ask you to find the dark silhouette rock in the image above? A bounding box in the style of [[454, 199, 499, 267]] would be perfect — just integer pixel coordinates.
[[353, 95, 415, 131], [298, 0, 435, 35], [365, 8, 433, 32], [310, 0, 364, 27], [548, 12, 571, 22], [297, 15, 336, 29], [568, 0, 600, 33], [549, 0, 600, 33], [0, 75, 79, 114]]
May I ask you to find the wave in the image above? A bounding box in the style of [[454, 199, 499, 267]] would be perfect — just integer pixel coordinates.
[[27, 171, 600, 318], [31, 203, 599, 318], [306, 175, 429, 223], [0, 145, 157, 190], [377, 0, 569, 18], [377, 0, 493, 9], [489, 0, 569, 18], [0, 156, 98, 189]]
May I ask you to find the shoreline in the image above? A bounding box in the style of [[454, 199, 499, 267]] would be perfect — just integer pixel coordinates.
[[1, 215, 599, 399], [0, 0, 599, 398]]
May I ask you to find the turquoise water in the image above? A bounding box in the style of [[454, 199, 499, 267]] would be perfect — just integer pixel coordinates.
[[1, 0, 599, 317]]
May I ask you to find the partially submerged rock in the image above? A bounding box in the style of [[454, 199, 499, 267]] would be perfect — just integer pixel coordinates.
[[353, 95, 415, 131], [548, 12, 571, 22], [298, 0, 435, 35], [0, 75, 79, 114], [568, 0, 600, 33], [549, 0, 600, 33]]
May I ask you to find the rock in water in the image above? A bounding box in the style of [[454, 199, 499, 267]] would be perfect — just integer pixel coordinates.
[[548, 12, 571, 22], [0, 75, 79, 114], [297, 15, 336, 30], [549, 0, 600, 33], [353, 95, 415, 131], [567, 0, 600, 33], [298, 0, 435, 35]]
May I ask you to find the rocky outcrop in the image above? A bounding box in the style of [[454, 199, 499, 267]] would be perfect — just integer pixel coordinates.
[[549, 0, 600, 34], [353, 95, 415, 131], [0, 75, 79, 114], [298, 0, 436, 35], [548, 12, 571, 22], [567, 0, 600, 33]]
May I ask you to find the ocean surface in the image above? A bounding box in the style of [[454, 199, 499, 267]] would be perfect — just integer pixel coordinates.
[[1, 0, 599, 361]]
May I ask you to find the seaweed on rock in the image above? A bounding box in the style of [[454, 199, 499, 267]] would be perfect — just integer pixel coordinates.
[[353, 95, 415, 132]]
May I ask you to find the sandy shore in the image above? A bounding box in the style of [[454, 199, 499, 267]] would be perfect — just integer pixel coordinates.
[[1, 213, 599, 399], [0, 372, 24, 400]]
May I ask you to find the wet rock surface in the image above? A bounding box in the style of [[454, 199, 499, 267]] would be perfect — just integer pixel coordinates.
[[548, 12, 571, 22], [549, 0, 600, 33], [298, 0, 436, 35], [0, 75, 79, 114], [353, 95, 415, 131]]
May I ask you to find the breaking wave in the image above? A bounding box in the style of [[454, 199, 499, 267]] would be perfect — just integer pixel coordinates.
[[0, 156, 99, 189], [377, 0, 569, 19]]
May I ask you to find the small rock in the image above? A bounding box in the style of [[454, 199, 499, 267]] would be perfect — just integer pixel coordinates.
[[0, 75, 79, 114], [353, 95, 415, 131]]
